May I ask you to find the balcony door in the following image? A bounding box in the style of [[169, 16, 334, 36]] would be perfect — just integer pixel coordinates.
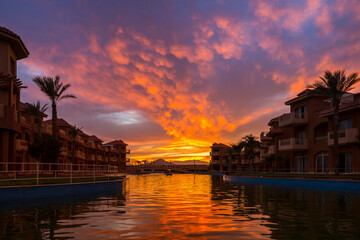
[[339, 152, 352, 173], [294, 155, 308, 172], [295, 106, 307, 119], [316, 151, 328, 173], [295, 131, 306, 145]]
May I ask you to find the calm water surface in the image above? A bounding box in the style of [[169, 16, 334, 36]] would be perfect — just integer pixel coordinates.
[[0, 174, 360, 239]]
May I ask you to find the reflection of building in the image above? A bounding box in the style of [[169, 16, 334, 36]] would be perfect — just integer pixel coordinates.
[[260, 89, 360, 173], [0, 26, 29, 164], [0, 26, 130, 171]]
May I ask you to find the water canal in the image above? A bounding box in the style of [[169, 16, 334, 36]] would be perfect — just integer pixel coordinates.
[[0, 174, 359, 239]]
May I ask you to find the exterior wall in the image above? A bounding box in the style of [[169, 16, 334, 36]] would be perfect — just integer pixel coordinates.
[[264, 91, 360, 174]]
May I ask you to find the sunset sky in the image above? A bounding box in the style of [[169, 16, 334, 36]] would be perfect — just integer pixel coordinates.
[[1, 0, 360, 163]]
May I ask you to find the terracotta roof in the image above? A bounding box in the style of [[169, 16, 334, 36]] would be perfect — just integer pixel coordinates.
[[319, 98, 360, 116], [88, 135, 103, 142], [19, 102, 47, 117], [284, 89, 323, 105], [211, 143, 229, 148], [0, 26, 29, 58], [103, 139, 127, 146], [268, 116, 279, 126], [43, 118, 73, 127]]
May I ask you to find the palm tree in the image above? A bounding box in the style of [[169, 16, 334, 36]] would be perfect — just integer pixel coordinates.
[[309, 69, 360, 173], [243, 134, 261, 170], [24, 101, 48, 134], [33, 75, 76, 139], [229, 142, 245, 172], [69, 125, 83, 164]]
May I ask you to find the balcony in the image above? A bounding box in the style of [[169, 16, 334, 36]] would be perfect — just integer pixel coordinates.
[[16, 139, 28, 151], [279, 112, 308, 127], [210, 151, 220, 156], [279, 138, 308, 151], [260, 148, 269, 159], [268, 145, 275, 155], [328, 128, 358, 145], [0, 105, 20, 132], [121, 149, 130, 154], [75, 136, 84, 144], [87, 142, 95, 148], [75, 151, 86, 159], [260, 132, 272, 141], [60, 148, 68, 157]]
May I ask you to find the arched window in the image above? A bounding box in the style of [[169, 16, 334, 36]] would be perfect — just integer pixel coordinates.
[[315, 151, 328, 173]]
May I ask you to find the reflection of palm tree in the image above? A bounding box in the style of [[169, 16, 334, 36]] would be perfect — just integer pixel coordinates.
[[33, 75, 76, 139], [309, 70, 360, 173]]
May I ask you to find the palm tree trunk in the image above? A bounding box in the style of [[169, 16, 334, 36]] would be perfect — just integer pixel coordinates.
[[52, 103, 57, 139], [333, 107, 340, 174]]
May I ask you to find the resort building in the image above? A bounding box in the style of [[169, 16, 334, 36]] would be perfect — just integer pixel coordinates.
[[260, 89, 360, 173], [0, 26, 29, 167], [210, 143, 261, 172], [0, 26, 130, 171], [43, 118, 130, 171]]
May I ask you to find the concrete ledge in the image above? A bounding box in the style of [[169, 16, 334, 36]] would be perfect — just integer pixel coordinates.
[[224, 176, 360, 194], [0, 179, 127, 202]]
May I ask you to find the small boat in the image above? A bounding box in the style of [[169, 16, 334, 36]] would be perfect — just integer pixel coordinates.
[[165, 169, 172, 176]]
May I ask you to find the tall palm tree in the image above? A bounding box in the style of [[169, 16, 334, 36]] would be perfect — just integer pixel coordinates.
[[243, 134, 261, 169], [309, 69, 360, 173], [229, 142, 245, 172], [24, 101, 48, 134], [69, 125, 82, 164], [33, 75, 76, 139]]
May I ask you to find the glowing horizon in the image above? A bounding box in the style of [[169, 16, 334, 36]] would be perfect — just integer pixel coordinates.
[[3, 0, 360, 163]]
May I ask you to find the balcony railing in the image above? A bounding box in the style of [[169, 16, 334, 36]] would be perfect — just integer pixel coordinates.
[[328, 128, 358, 145], [15, 139, 28, 151], [60, 147, 68, 156], [121, 149, 131, 154], [260, 132, 272, 141], [268, 145, 276, 155], [314, 135, 327, 144], [210, 151, 220, 156], [0, 105, 20, 131], [279, 138, 308, 151], [279, 112, 308, 127]]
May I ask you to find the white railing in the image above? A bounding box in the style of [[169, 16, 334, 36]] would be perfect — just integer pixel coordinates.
[[328, 128, 358, 145], [0, 162, 123, 187], [279, 112, 308, 127], [279, 138, 308, 151]]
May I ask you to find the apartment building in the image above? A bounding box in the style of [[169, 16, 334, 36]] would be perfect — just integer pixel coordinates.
[[43, 118, 130, 171], [261, 89, 360, 173], [210, 143, 261, 172], [0, 26, 29, 166], [0, 26, 131, 171]]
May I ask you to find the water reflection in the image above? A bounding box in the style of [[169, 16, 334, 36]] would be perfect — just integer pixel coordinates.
[[0, 174, 359, 239]]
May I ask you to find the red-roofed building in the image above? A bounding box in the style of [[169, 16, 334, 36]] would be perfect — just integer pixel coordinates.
[[261, 89, 360, 173], [0, 26, 29, 166]]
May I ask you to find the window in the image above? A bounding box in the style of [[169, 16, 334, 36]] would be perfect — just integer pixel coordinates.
[[295, 131, 306, 145], [295, 106, 307, 118], [316, 151, 328, 173], [294, 155, 308, 172], [339, 119, 352, 130]]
